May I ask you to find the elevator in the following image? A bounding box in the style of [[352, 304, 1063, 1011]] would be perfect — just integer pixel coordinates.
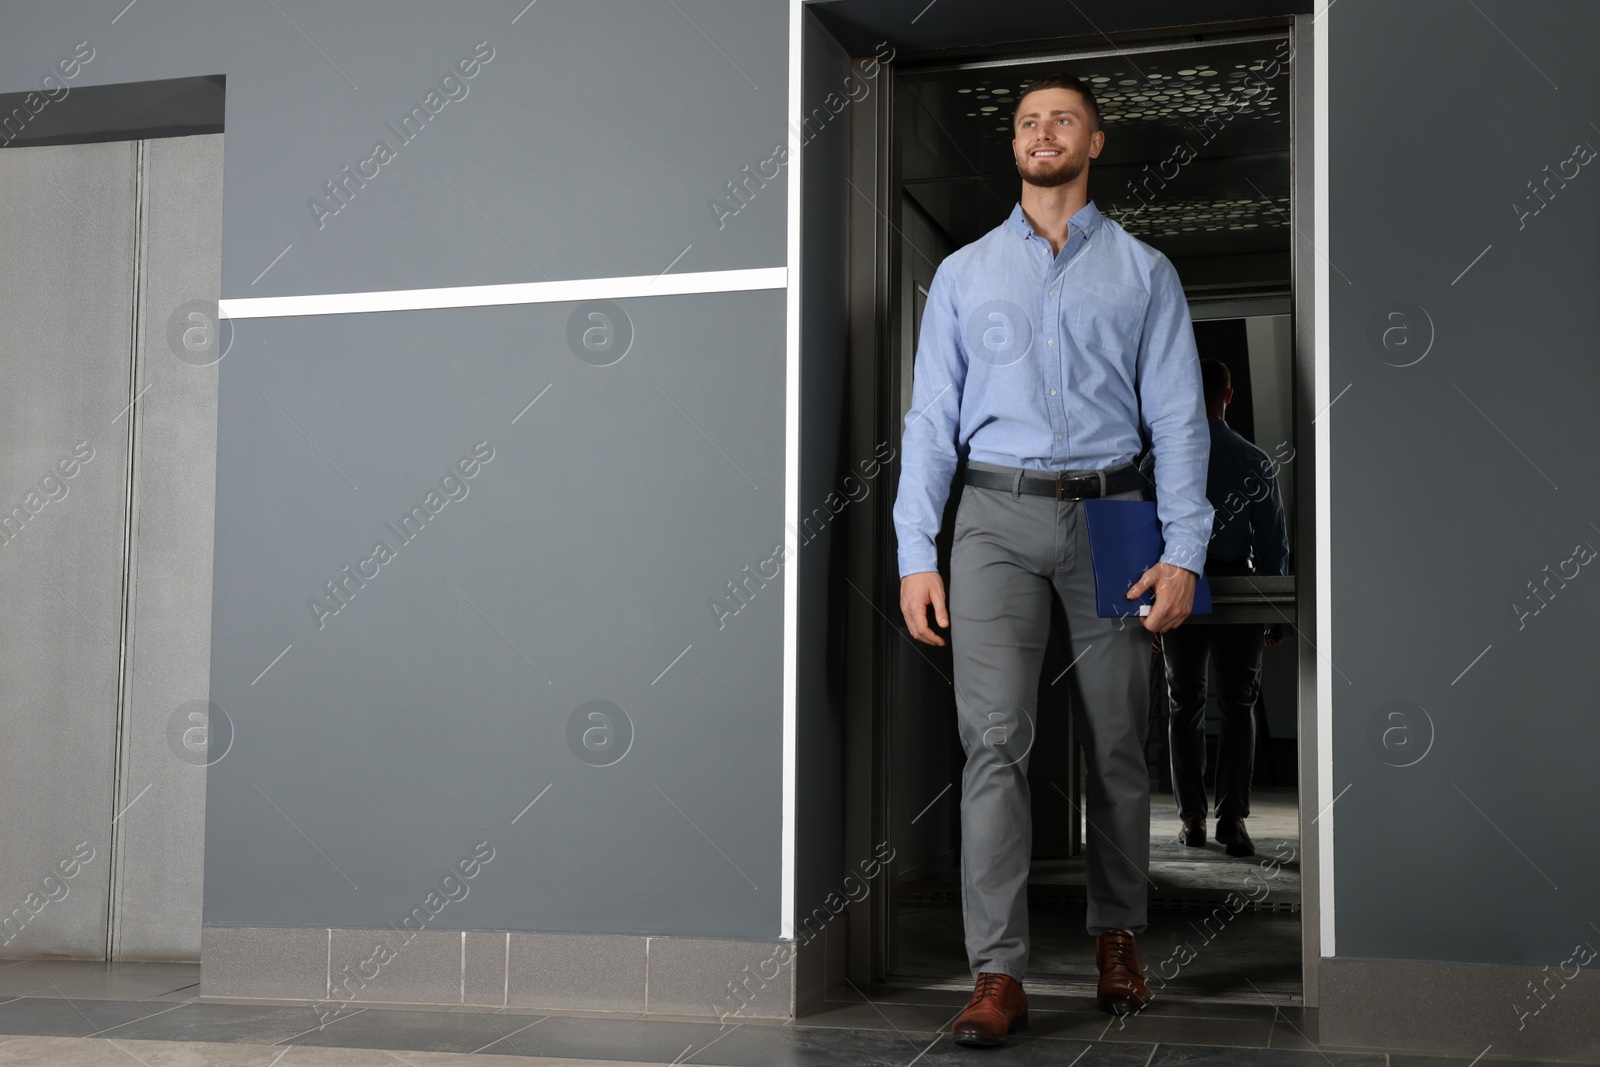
[[837, 14, 1319, 1005], [0, 131, 223, 962]]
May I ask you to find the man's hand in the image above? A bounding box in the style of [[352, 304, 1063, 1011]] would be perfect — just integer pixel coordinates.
[[1126, 562, 1196, 633], [900, 571, 949, 647]]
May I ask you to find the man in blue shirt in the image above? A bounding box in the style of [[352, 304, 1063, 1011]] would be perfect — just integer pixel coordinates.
[[1161, 358, 1290, 859], [894, 73, 1212, 1044]]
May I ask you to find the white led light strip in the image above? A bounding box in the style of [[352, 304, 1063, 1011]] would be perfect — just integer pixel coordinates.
[[217, 266, 787, 319]]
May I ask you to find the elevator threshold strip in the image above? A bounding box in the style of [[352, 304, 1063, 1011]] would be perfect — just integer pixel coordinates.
[[876, 975, 1304, 1007], [897, 881, 1300, 913]]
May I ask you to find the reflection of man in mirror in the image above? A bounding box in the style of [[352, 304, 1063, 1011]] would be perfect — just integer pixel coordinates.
[[894, 71, 1212, 1044], [1161, 358, 1290, 860]]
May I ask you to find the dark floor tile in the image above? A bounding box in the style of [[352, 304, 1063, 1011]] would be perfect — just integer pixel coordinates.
[[0, 997, 181, 1038], [1106, 1013, 1273, 1048], [1022, 988, 1111, 1012], [1151, 1045, 1386, 1066], [1390, 1058, 1582, 1067], [285, 1006, 539, 1053], [918, 1036, 1154, 1065], [1132, 997, 1283, 1023], [847, 984, 973, 1008], [1268, 1019, 1321, 1050], [99, 1001, 346, 1044], [792, 998, 956, 1032], [477, 1015, 729, 1060], [685, 1022, 941, 1066], [1022, 1008, 1113, 1041]]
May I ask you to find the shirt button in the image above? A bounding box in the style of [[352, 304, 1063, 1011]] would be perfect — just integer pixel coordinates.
[[1050, 388, 1057, 395], [1049, 290, 1056, 296], [1057, 434, 1064, 441], [1047, 339, 1055, 346]]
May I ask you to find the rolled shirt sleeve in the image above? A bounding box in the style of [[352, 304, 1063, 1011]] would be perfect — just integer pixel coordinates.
[[1135, 256, 1213, 576], [893, 265, 966, 578]]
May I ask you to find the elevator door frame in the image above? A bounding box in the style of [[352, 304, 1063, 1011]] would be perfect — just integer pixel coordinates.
[[839, 12, 1324, 1005]]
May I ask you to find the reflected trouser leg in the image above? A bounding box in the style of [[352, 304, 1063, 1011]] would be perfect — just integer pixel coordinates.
[[1052, 489, 1152, 936], [1211, 624, 1263, 820], [949, 486, 1055, 983], [1161, 625, 1213, 823]]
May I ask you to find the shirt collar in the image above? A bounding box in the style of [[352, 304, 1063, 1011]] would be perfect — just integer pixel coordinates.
[[1005, 199, 1102, 241]]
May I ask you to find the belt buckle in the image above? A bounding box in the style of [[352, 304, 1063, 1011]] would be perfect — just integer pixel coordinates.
[[1055, 472, 1097, 500]]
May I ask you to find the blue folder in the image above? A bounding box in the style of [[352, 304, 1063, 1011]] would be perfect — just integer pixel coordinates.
[[1081, 499, 1213, 619]]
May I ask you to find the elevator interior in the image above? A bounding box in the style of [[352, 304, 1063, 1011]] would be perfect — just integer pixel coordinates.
[[879, 31, 1302, 1001]]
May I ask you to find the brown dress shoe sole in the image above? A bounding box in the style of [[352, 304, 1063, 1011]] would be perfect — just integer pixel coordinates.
[[953, 1012, 1028, 1047]]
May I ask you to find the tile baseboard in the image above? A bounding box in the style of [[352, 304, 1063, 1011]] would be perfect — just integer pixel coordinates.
[[200, 923, 850, 1022], [1319, 956, 1600, 1062]]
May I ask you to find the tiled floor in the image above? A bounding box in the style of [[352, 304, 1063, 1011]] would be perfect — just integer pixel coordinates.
[[0, 958, 1590, 1066]]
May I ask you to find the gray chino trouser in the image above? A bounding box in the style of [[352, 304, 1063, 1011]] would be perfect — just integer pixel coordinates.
[[950, 459, 1152, 982]]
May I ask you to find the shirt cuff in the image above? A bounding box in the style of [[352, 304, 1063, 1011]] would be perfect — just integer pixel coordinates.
[[1160, 539, 1208, 577], [897, 544, 940, 579]]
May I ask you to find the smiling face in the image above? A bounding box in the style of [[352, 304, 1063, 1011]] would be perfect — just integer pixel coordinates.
[[1012, 86, 1102, 189]]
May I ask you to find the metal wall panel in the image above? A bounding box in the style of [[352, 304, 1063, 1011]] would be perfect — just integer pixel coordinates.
[[0, 140, 137, 958], [111, 133, 224, 960]]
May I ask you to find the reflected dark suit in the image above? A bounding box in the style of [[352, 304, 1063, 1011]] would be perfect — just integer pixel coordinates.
[[1161, 417, 1289, 823]]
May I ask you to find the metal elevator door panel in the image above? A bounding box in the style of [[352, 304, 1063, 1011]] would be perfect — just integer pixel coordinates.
[[110, 133, 222, 961], [0, 133, 222, 961], [0, 139, 138, 959]]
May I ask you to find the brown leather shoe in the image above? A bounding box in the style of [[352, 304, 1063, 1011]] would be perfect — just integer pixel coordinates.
[[1214, 815, 1255, 857], [951, 971, 1028, 1047], [1095, 930, 1151, 1015], [1179, 817, 1206, 847]]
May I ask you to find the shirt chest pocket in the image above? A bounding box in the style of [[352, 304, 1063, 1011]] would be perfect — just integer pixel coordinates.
[[1070, 280, 1148, 355]]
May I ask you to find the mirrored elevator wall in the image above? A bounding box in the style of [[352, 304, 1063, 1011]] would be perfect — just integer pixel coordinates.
[[0, 133, 222, 962]]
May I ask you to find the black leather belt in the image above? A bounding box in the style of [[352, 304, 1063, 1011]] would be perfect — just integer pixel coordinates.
[[963, 463, 1148, 500]]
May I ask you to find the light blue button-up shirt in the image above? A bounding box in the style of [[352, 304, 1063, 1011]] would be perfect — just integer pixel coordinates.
[[894, 199, 1213, 579]]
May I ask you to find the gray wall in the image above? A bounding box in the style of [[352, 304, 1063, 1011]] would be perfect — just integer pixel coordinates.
[[1329, 0, 1600, 966], [2, 0, 795, 940]]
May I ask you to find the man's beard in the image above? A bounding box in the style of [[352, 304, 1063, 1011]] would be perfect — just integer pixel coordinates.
[[1018, 151, 1085, 188]]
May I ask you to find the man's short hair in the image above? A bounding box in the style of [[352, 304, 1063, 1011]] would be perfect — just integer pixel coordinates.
[[1013, 73, 1101, 134], [1200, 358, 1232, 409]]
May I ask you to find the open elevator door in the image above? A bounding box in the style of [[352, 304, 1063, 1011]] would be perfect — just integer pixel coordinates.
[[838, 14, 1321, 1005]]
